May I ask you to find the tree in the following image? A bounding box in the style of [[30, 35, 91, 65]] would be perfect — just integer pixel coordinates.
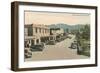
[[81, 24, 90, 40]]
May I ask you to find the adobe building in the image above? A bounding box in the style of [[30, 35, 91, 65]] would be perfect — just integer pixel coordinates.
[[24, 24, 50, 48]]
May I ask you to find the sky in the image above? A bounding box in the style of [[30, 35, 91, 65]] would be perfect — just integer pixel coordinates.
[[25, 11, 90, 25]]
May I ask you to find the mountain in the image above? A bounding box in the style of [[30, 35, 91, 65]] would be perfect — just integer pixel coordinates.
[[47, 23, 85, 32]]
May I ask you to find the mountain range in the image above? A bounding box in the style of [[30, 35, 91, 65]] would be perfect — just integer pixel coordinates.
[[47, 23, 85, 31]]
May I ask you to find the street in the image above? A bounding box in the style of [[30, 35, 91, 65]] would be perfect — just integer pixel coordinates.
[[25, 34, 88, 61]]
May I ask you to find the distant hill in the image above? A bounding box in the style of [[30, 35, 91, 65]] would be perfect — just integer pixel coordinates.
[[47, 23, 85, 32]]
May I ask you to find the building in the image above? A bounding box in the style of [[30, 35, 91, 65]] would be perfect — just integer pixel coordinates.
[[50, 28, 65, 41], [24, 24, 50, 48]]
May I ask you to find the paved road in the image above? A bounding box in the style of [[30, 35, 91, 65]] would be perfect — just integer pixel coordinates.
[[25, 34, 88, 61]]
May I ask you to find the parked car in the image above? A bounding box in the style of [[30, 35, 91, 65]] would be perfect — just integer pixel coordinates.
[[56, 38, 61, 42], [46, 40, 56, 45], [25, 49, 32, 58], [70, 43, 77, 49], [30, 43, 44, 51]]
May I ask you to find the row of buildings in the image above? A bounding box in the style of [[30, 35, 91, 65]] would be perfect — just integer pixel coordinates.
[[24, 23, 66, 48]]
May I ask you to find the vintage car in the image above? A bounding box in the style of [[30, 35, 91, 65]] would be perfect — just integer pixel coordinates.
[[46, 40, 56, 45], [70, 42, 77, 49], [30, 43, 45, 51], [25, 49, 32, 58]]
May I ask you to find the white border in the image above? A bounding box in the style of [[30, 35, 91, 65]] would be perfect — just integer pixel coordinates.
[[18, 5, 96, 68]]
